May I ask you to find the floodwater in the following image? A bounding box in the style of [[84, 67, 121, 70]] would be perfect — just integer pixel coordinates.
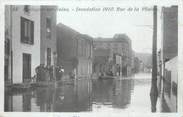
[[5, 73, 156, 112]]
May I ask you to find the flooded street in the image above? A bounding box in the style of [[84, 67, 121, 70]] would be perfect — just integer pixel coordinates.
[[92, 73, 152, 113], [4, 4, 178, 113], [5, 73, 154, 112]]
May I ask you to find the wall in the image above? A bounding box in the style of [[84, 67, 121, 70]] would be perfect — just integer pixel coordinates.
[[77, 35, 93, 77], [57, 24, 79, 77], [5, 6, 12, 82], [93, 48, 110, 75], [94, 34, 132, 76], [57, 24, 93, 78], [164, 56, 177, 112], [57, 23, 79, 65], [40, 6, 57, 66], [12, 6, 40, 83], [161, 6, 178, 112], [162, 6, 178, 61], [77, 59, 92, 77]]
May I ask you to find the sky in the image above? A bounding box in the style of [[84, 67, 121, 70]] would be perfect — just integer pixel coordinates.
[[56, 4, 159, 54]]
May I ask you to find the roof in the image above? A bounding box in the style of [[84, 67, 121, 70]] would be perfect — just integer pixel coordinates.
[[57, 23, 93, 41], [94, 34, 131, 43], [57, 23, 80, 35]]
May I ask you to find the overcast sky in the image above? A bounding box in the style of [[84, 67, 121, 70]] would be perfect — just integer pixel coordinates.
[[57, 4, 161, 54]]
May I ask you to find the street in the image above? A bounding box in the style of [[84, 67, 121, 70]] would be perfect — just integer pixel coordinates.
[[5, 73, 162, 112]]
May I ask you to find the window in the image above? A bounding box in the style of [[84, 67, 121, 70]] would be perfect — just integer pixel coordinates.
[[46, 17, 51, 39], [21, 17, 34, 44], [24, 5, 30, 14]]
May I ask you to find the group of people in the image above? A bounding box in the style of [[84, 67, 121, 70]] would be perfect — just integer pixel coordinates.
[[35, 64, 64, 82]]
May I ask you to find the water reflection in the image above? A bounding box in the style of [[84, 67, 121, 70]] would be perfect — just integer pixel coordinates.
[[5, 74, 156, 112], [35, 87, 54, 112], [35, 79, 92, 112], [92, 79, 134, 109], [113, 79, 134, 108]]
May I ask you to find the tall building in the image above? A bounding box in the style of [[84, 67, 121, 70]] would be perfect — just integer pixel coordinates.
[[40, 6, 57, 67], [57, 23, 93, 78], [160, 5, 178, 112], [5, 5, 41, 84]]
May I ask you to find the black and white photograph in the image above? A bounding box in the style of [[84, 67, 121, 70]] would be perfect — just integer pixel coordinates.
[[3, 3, 179, 114]]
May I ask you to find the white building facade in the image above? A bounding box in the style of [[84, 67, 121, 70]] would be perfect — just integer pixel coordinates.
[[10, 5, 40, 83]]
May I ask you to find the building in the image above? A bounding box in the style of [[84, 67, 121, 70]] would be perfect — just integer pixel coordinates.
[[93, 34, 132, 77], [4, 5, 58, 84], [113, 34, 132, 76], [135, 52, 152, 73], [93, 48, 111, 76], [5, 5, 41, 84], [40, 6, 57, 68], [76, 34, 93, 78], [5, 6, 13, 84], [39, 6, 57, 81], [56, 23, 93, 78], [133, 57, 140, 73], [161, 6, 178, 61], [159, 6, 178, 112], [131, 50, 135, 73]]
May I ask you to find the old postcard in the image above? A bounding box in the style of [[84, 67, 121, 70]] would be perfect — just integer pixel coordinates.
[[1, 0, 183, 117]]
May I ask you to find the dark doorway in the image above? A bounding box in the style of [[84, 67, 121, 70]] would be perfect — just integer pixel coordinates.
[[23, 53, 31, 82], [47, 48, 51, 66]]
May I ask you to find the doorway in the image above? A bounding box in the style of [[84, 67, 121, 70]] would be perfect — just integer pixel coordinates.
[[23, 53, 31, 83]]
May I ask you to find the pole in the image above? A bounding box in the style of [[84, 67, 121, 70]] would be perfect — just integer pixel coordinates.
[[53, 52, 57, 87], [150, 5, 158, 112], [10, 6, 13, 84]]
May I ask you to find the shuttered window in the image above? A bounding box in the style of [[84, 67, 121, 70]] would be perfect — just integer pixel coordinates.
[[21, 17, 34, 44]]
